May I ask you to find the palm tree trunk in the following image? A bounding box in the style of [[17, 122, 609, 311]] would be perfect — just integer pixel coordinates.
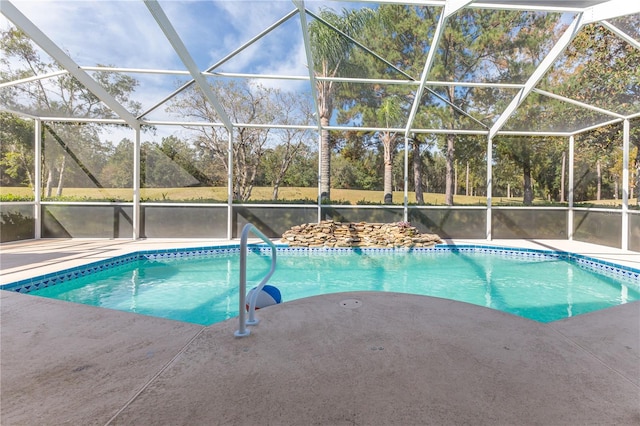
[[320, 116, 331, 202], [383, 133, 393, 204]]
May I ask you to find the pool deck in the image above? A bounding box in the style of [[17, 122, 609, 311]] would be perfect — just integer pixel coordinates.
[[1, 239, 639, 425]]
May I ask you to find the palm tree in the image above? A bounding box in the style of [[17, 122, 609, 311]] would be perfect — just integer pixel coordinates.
[[375, 97, 403, 204], [308, 8, 375, 202]]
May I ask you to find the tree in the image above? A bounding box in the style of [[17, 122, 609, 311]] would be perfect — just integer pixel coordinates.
[[454, 135, 486, 198], [308, 7, 377, 202], [171, 80, 313, 201], [574, 124, 626, 203], [332, 130, 381, 191], [260, 91, 314, 200], [496, 136, 566, 205], [1, 27, 141, 197], [546, 18, 640, 204], [364, 97, 404, 204], [140, 136, 203, 189], [101, 138, 134, 188], [428, 10, 558, 205], [260, 131, 311, 200], [410, 135, 428, 204], [0, 112, 34, 189]]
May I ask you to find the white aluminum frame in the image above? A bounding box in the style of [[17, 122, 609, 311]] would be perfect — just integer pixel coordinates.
[[0, 0, 638, 247]]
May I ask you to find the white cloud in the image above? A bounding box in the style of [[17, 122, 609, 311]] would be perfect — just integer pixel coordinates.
[[3, 0, 316, 130], [8, 1, 181, 69]]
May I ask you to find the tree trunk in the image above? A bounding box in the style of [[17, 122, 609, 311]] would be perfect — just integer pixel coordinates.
[[383, 133, 393, 204], [56, 155, 66, 197], [445, 134, 455, 206], [320, 116, 331, 202], [596, 159, 601, 201], [272, 181, 280, 200], [454, 161, 458, 196], [413, 140, 423, 204], [507, 183, 511, 198], [560, 150, 566, 203], [465, 161, 470, 196], [45, 166, 53, 198], [523, 163, 533, 205], [614, 179, 618, 200]]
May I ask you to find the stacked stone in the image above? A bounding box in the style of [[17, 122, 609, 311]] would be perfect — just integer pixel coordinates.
[[281, 220, 442, 248]]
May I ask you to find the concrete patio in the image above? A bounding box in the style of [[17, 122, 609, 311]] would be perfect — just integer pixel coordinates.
[[1, 239, 639, 425]]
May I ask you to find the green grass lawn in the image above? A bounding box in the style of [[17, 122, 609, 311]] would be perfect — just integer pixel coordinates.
[[0, 185, 628, 207]]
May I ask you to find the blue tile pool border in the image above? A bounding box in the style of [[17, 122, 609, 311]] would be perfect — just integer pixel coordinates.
[[2, 243, 638, 294]]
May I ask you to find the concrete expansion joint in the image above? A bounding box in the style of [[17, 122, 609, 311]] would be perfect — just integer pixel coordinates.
[[549, 326, 640, 389], [102, 327, 207, 426]]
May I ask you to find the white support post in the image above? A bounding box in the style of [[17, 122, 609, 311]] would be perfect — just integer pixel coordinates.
[[404, 136, 409, 222], [568, 135, 575, 240], [227, 130, 234, 240], [317, 131, 323, 224], [621, 119, 630, 250], [292, 0, 324, 225], [486, 136, 493, 241], [34, 119, 42, 239], [133, 127, 141, 240]]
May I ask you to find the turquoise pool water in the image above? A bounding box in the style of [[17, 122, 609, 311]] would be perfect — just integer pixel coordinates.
[[27, 247, 639, 325]]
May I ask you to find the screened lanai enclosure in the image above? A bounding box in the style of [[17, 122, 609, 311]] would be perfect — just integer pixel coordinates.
[[0, 0, 639, 251]]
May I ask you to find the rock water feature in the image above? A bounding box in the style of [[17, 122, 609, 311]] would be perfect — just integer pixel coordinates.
[[281, 220, 442, 248]]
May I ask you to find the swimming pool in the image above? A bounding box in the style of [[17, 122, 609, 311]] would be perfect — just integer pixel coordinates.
[[4, 245, 639, 325]]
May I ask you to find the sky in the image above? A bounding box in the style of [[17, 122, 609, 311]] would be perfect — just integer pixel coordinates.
[[3, 1, 637, 140], [1, 0, 324, 133]]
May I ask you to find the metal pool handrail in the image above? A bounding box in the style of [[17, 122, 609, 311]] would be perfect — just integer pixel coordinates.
[[235, 223, 277, 337]]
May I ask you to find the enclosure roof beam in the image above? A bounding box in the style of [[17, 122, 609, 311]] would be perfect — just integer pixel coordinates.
[[0, 69, 68, 89], [352, 1, 585, 13], [0, 106, 39, 119], [488, 13, 584, 140], [0, 0, 141, 129], [306, 4, 486, 130], [443, 0, 475, 18], [601, 21, 640, 50], [292, 0, 323, 136], [532, 88, 626, 119], [572, 117, 624, 136], [404, 0, 475, 137], [144, 0, 232, 132], [79, 65, 527, 89], [470, 2, 585, 13], [139, 7, 299, 120], [582, 0, 640, 25]]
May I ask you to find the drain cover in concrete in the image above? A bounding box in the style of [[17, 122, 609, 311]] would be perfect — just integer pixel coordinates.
[[340, 299, 362, 309]]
